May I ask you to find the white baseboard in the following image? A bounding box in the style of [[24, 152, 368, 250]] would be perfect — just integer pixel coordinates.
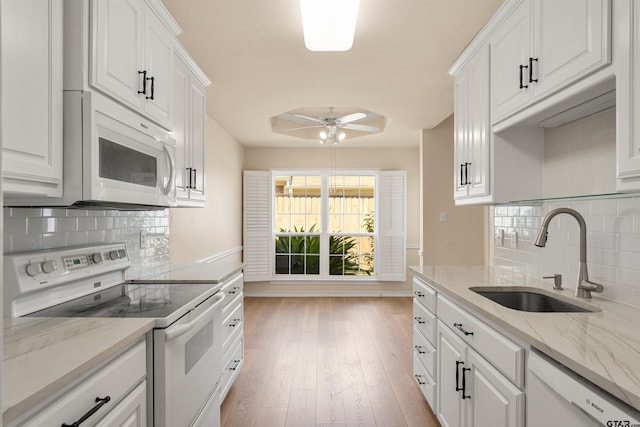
[[244, 291, 412, 297]]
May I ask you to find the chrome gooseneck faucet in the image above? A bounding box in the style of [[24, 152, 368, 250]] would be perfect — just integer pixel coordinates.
[[534, 208, 604, 298]]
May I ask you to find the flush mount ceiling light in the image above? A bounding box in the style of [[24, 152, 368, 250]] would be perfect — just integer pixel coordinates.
[[270, 107, 387, 144], [299, 0, 360, 51]]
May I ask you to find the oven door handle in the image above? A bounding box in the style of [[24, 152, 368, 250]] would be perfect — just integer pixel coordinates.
[[165, 292, 225, 341]]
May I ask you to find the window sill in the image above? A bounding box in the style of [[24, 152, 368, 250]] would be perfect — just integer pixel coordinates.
[[269, 278, 380, 285]]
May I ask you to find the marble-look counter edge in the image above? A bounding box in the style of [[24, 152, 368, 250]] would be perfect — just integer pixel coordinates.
[[3, 317, 155, 424], [410, 265, 640, 411], [131, 261, 244, 284]]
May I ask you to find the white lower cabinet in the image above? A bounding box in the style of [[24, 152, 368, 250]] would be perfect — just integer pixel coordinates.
[[412, 278, 438, 411], [435, 296, 524, 427], [11, 341, 146, 427], [218, 273, 245, 403]]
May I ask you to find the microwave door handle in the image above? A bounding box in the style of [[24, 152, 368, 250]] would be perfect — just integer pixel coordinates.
[[165, 292, 226, 341], [162, 144, 175, 195]]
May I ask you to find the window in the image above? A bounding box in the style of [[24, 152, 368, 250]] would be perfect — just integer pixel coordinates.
[[274, 173, 374, 278], [243, 170, 406, 282]]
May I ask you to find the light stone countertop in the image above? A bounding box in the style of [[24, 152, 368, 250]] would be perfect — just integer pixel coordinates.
[[410, 265, 640, 411], [2, 317, 154, 425], [132, 260, 244, 283]]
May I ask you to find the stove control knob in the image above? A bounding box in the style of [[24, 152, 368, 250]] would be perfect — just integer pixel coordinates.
[[91, 253, 103, 264], [41, 260, 57, 274], [26, 262, 43, 277], [108, 250, 120, 260]]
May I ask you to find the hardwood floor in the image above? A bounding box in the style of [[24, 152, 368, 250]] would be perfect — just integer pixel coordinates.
[[220, 297, 441, 427]]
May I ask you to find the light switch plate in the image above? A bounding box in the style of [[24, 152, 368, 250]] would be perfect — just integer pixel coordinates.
[[440, 211, 447, 222], [510, 231, 518, 249]]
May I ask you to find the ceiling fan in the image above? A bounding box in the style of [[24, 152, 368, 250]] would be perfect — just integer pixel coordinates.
[[274, 108, 382, 144]]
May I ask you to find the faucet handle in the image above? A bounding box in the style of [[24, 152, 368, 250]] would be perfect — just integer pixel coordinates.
[[542, 274, 563, 290], [580, 279, 604, 293]]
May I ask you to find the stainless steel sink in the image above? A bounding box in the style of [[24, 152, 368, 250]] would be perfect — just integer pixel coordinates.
[[470, 287, 600, 313]]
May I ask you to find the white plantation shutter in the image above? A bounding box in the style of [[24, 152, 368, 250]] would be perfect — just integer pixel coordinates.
[[377, 171, 406, 281], [243, 171, 271, 281]]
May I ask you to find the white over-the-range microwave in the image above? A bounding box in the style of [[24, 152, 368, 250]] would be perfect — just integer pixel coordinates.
[[6, 91, 176, 209]]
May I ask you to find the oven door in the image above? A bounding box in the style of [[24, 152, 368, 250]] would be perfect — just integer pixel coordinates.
[[153, 291, 225, 427], [84, 92, 176, 207]]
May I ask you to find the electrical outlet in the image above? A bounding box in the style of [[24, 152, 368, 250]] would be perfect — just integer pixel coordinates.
[[510, 231, 518, 249], [495, 229, 504, 247], [440, 211, 447, 222], [140, 230, 149, 249]]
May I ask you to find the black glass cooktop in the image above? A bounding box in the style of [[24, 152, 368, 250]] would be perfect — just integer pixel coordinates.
[[27, 282, 218, 320]]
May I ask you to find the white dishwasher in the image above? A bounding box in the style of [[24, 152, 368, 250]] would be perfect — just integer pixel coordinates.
[[528, 350, 640, 426]]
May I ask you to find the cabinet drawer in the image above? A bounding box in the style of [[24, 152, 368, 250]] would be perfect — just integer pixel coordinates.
[[219, 335, 244, 403], [413, 354, 436, 410], [413, 300, 436, 346], [413, 326, 436, 377], [437, 294, 524, 387], [22, 341, 146, 427], [222, 273, 243, 310], [222, 298, 243, 350], [413, 277, 437, 313]]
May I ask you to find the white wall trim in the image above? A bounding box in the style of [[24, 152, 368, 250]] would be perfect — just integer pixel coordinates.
[[244, 291, 412, 297], [197, 246, 243, 263]]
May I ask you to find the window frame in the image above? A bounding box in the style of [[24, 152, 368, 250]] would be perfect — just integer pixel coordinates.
[[271, 169, 379, 282]]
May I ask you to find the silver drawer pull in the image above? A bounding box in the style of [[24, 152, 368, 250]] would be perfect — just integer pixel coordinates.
[[453, 323, 474, 336], [414, 345, 426, 354], [229, 359, 242, 371], [228, 318, 241, 327], [228, 286, 241, 295], [414, 291, 425, 297], [414, 374, 426, 386], [414, 316, 426, 325]]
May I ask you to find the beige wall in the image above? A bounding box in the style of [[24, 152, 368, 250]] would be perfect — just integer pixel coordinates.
[[422, 115, 486, 265], [244, 145, 421, 295], [170, 115, 244, 262]]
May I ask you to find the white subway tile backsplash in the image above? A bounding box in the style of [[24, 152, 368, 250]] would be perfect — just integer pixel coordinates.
[[3, 207, 170, 279], [495, 196, 640, 308]]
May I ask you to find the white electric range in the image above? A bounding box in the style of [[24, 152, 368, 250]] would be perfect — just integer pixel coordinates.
[[3, 243, 225, 427]]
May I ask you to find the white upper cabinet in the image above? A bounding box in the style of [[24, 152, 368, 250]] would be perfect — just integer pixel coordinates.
[[453, 45, 490, 201], [617, 0, 640, 191], [491, 0, 611, 124], [173, 48, 210, 207], [91, 0, 174, 129], [1, 0, 64, 197]]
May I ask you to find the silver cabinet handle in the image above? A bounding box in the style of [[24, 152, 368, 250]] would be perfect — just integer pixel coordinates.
[[453, 323, 474, 336], [414, 345, 426, 355], [414, 316, 426, 325]]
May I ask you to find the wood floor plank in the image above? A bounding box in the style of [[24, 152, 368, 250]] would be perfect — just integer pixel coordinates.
[[222, 297, 441, 427]]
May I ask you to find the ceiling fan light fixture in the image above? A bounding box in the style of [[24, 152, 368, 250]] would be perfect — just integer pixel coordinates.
[[319, 130, 328, 140], [299, 0, 360, 52], [338, 131, 346, 141]]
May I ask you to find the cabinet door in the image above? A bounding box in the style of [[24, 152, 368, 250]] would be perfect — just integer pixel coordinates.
[[92, 0, 145, 110], [453, 61, 470, 199], [189, 78, 207, 202], [465, 349, 524, 427], [95, 382, 147, 427], [143, 9, 174, 129], [436, 322, 466, 427], [490, 0, 532, 123], [172, 54, 191, 200], [532, 0, 611, 101], [465, 45, 490, 198], [1, 0, 63, 197], [618, 0, 640, 189]]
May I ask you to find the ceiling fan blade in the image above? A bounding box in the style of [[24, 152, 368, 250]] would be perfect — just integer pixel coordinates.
[[278, 112, 324, 125], [283, 125, 324, 132], [342, 123, 381, 132], [338, 112, 366, 124]]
